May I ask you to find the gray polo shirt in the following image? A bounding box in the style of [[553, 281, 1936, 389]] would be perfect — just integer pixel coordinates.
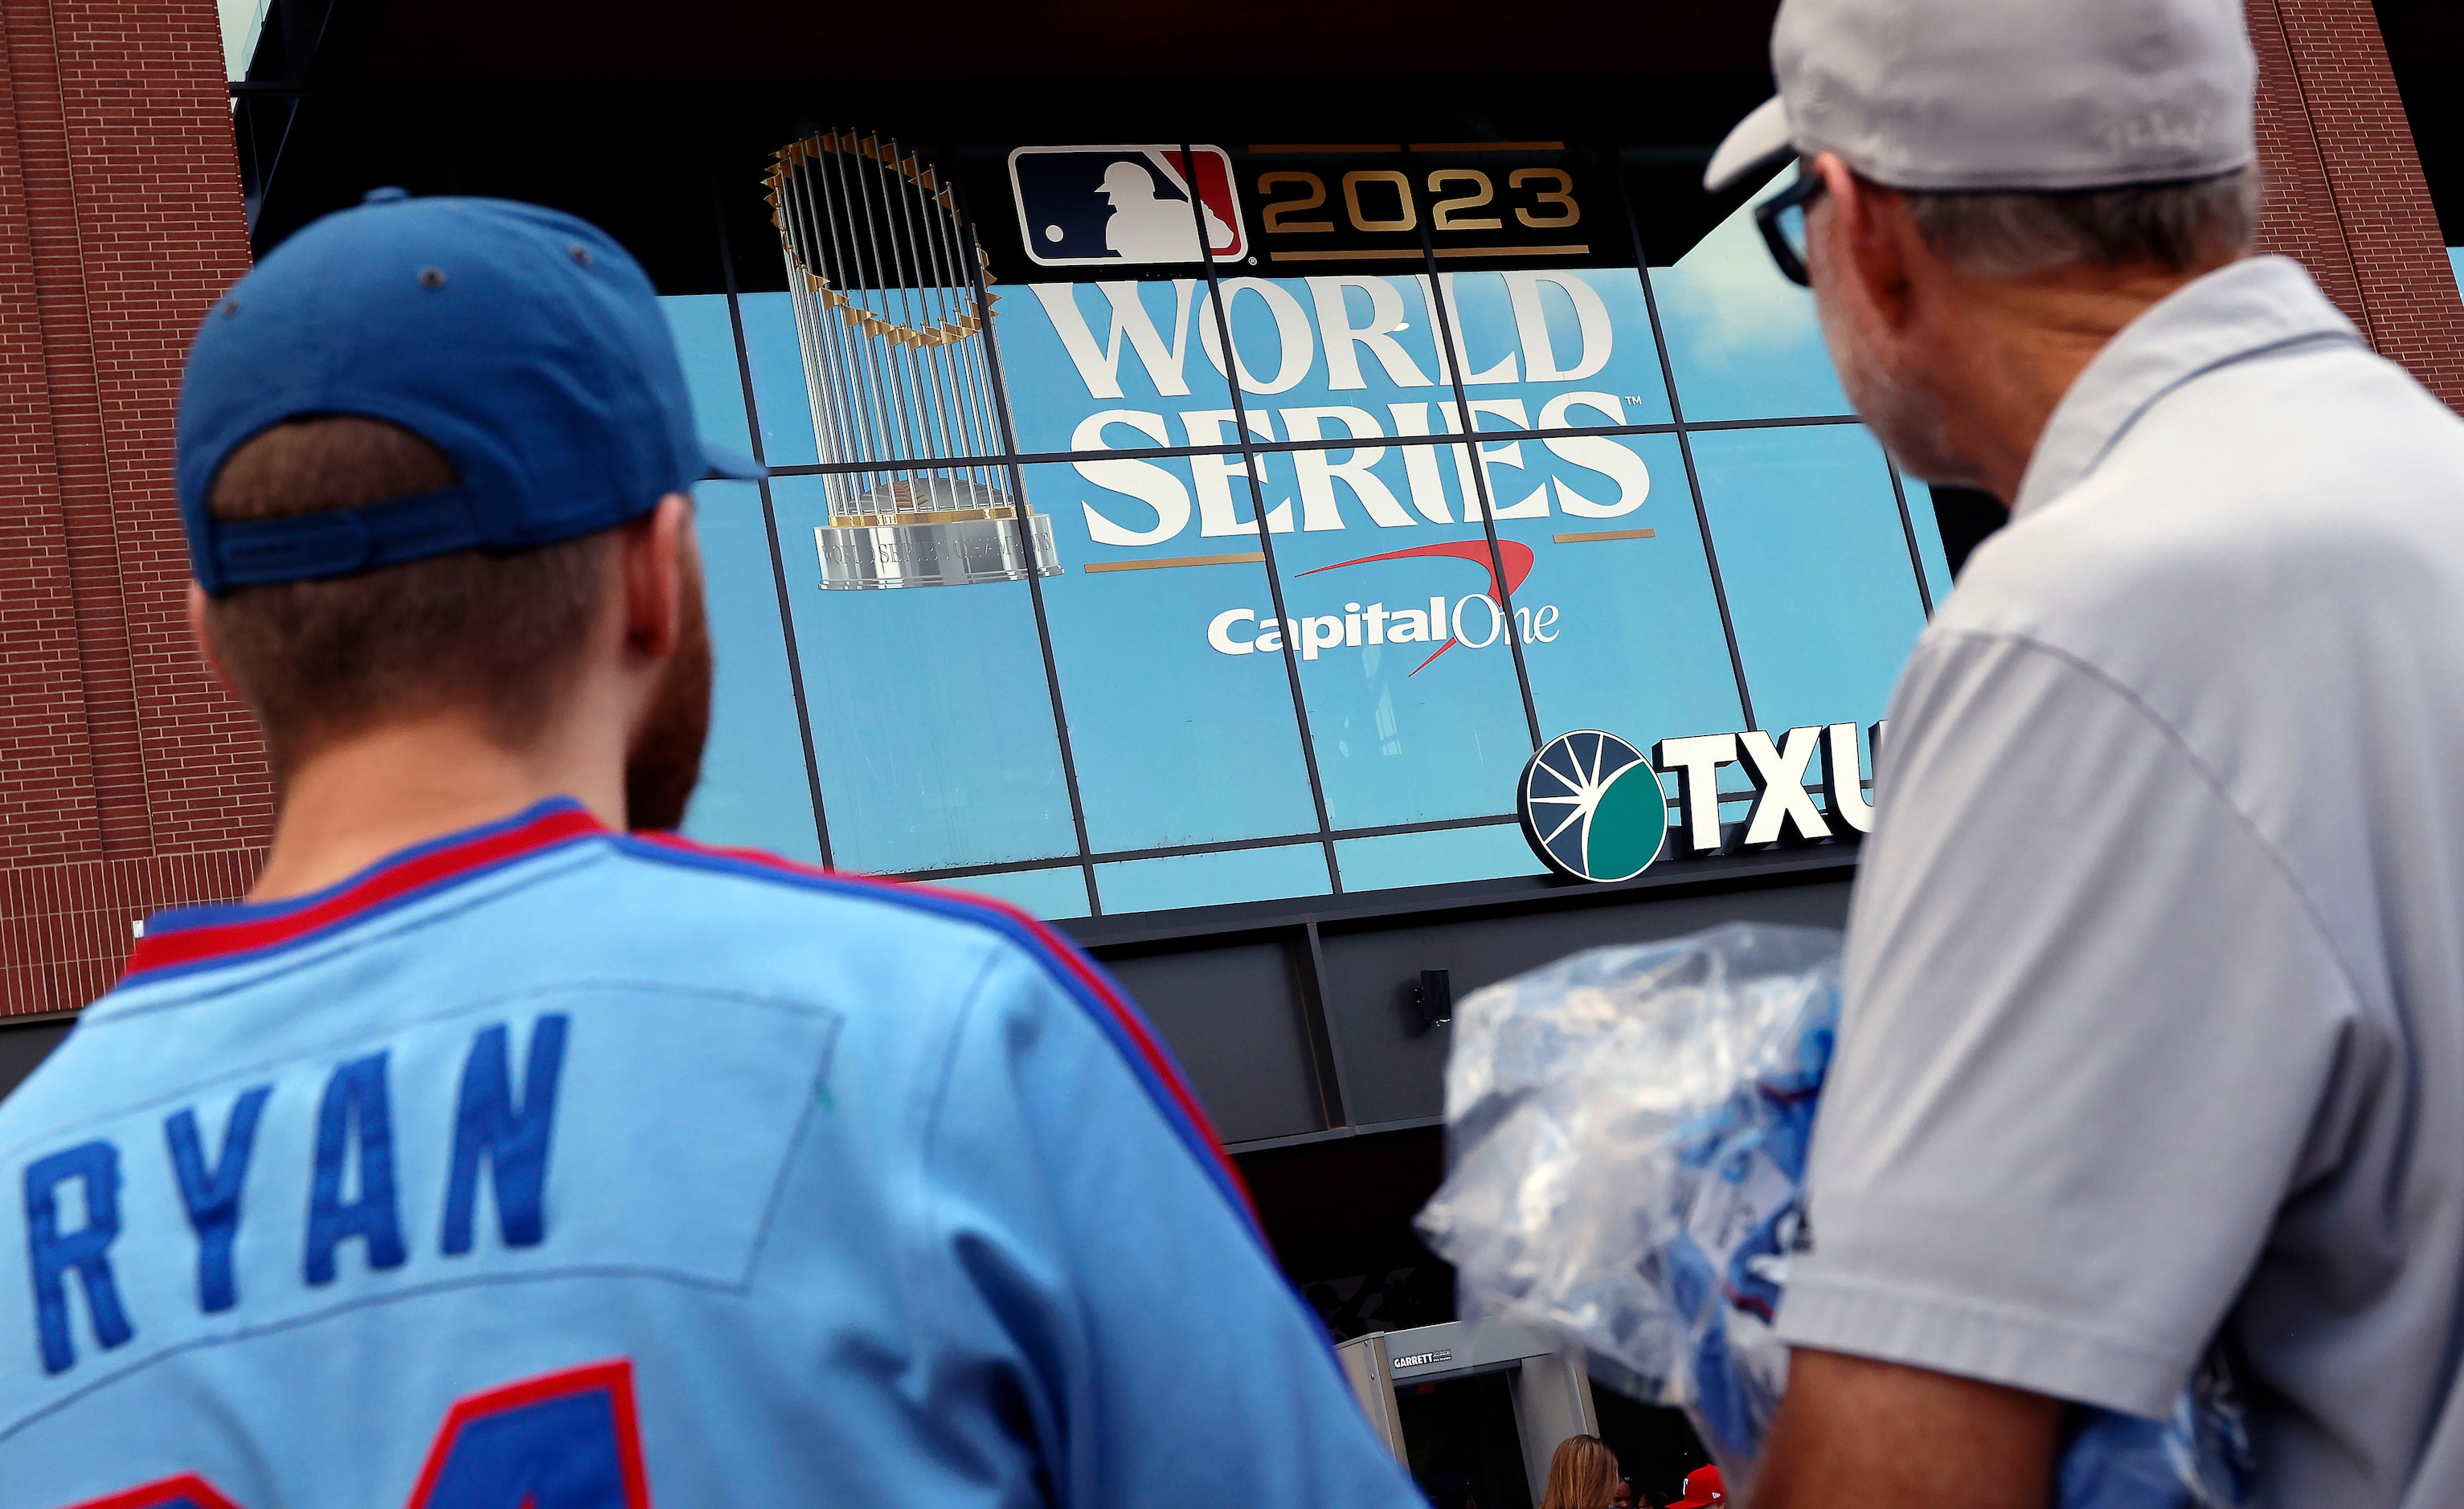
[[1775, 255, 2464, 1509]]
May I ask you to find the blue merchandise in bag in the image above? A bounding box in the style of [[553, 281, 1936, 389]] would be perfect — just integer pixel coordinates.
[[1416, 922, 2249, 1507]]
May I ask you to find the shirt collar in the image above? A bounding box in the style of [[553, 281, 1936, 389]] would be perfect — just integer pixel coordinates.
[[118, 796, 609, 986], [2012, 256, 2363, 518]]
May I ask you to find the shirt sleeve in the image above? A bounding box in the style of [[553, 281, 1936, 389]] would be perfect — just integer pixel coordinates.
[[915, 930, 1422, 1509], [1776, 629, 2372, 1418]]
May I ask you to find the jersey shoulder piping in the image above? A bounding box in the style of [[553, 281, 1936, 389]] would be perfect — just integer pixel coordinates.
[[118, 799, 608, 986], [616, 831, 1260, 1235]]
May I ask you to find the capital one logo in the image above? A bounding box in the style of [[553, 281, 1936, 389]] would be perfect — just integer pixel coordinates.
[[1205, 539, 1560, 673]]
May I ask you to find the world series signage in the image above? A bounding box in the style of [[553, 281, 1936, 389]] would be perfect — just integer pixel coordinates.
[[1516, 722, 1883, 883], [737, 126, 1918, 900], [1002, 141, 1611, 276]]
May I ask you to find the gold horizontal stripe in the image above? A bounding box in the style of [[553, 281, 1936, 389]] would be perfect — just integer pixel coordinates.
[[1553, 528, 1657, 544], [1248, 142, 1402, 153], [1267, 248, 1422, 263], [1408, 141, 1566, 153], [1432, 243, 1591, 260], [1084, 551, 1266, 574]]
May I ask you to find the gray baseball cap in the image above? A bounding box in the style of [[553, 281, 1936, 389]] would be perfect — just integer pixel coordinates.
[[1704, 0, 2258, 194]]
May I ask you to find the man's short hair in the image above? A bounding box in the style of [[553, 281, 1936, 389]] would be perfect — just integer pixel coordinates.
[[203, 415, 615, 769], [1904, 167, 2260, 279]]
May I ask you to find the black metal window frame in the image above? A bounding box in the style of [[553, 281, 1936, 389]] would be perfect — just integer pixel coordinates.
[[693, 139, 1939, 916]]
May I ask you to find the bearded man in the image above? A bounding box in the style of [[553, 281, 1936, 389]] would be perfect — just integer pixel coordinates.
[[0, 192, 1419, 1509]]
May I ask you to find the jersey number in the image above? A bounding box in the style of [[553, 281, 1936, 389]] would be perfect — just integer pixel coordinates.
[[58, 1359, 650, 1509]]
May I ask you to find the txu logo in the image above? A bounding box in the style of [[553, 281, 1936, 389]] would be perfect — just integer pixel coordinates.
[[1518, 730, 1668, 882]]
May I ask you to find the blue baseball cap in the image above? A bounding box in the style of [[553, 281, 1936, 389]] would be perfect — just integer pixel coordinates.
[[177, 190, 764, 595]]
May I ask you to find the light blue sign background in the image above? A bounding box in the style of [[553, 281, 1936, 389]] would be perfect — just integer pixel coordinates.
[[663, 243, 1951, 917]]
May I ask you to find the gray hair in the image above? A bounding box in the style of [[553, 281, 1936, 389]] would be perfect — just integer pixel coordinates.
[[1902, 168, 2260, 279]]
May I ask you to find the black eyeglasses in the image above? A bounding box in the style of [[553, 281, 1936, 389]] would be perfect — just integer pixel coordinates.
[[1754, 166, 1827, 288]]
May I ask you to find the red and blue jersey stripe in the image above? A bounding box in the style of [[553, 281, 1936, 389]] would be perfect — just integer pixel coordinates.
[[117, 799, 1257, 1233], [124, 799, 604, 981], [619, 829, 1259, 1229]]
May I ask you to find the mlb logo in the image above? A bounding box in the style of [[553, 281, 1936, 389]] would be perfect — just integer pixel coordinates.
[[1009, 145, 1246, 268]]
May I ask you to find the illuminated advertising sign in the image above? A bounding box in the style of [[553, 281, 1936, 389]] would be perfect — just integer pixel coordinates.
[[1005, 264, 1657, 642], [1009, 145, 1246, 268], [1519, 731, 1665, 884], [679, 129, 1946, 916], [1515, 722, 1883, 886]]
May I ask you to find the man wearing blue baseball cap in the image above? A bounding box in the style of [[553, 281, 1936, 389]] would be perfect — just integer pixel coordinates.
[[1706, 2, 2464, 1507], [0, 191, 1421, 1509]]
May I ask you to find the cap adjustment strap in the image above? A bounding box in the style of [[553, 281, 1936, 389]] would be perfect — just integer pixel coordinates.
[[211, 485, 484, 590]]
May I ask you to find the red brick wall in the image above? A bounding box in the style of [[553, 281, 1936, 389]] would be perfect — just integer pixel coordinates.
[[2249, 0, 2464, 406], [0, 0, 268, 1013], [0, 0, 2456, 1013]]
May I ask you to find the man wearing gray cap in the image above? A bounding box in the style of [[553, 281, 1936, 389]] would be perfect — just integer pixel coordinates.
[[1702, 2, 2464, 1507]]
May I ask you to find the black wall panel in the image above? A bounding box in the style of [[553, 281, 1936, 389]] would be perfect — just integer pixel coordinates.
[[1100, 935, 1330, 1145], [1078, 859, 1857, 1145], [1316, 881, 1852, 1126], [0, 1018, 72, 1104]]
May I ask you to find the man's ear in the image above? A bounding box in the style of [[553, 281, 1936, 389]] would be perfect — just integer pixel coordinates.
[[1812, 153, 1916, 329], [618, 493, 695, 662], [186, 582, 245, 701]]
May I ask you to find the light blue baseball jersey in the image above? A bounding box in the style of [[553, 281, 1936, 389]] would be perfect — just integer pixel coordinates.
[[0, 799, 1419, 1509]]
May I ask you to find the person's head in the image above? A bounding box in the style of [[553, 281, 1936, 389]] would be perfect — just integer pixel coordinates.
[[1611, 1476, 1634, 1508], [1795, 161, 2256, 493], [1705, 0, 2259, 496], [1539, 1434, 1621, 1509], [1100, 161, 1158, 204], [1664, 1464, 1725, 1509], [176, 193, 762, 827]]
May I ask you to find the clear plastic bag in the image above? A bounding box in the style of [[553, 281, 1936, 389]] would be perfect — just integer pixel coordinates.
[[1415, 922, 2249, 1507]]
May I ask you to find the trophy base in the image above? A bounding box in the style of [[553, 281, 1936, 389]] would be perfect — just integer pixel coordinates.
[[816, 510, 1061, 589]]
